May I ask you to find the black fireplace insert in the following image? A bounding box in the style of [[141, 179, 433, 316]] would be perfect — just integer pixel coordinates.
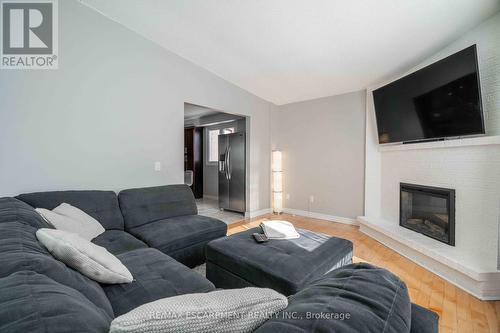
[[400, 183, 455, 246]]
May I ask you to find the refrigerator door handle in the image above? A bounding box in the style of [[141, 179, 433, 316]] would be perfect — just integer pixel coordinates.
[[224, 146, 229, 180], [226, 146, 231, 180]]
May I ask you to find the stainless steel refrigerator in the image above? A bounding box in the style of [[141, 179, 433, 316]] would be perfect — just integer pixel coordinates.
[[218, 132, 246, 213]]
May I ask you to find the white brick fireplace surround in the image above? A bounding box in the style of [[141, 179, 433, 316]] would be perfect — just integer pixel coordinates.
[[359, 135, 500, 300], [359, 136, 500, 299], [360, 13, 500, 300]]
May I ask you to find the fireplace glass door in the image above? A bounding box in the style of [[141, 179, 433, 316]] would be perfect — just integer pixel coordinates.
[[400, 183, 455, 245]]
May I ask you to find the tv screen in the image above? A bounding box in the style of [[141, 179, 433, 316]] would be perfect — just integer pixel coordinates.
[[373, 45, 484, 144]]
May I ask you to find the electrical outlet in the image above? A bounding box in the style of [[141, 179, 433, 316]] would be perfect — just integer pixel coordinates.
[[154, 161, 161, 171], [309, 195, 314, 203]]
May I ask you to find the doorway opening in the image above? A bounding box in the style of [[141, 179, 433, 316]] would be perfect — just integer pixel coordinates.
[[184, 103, 247, 224]]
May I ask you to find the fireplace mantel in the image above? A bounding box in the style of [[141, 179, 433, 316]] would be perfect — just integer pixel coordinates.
[[378, 134, 500, 152]]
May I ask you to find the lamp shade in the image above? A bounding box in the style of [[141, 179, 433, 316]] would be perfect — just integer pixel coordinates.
[[272, 150, 283, 214], [272, 150, 282, 172], [273, 192, 283, 213], [273, 172, 282, 191]]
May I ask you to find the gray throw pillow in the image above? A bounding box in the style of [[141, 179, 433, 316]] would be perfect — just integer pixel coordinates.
[[110, 287, 288, 333]]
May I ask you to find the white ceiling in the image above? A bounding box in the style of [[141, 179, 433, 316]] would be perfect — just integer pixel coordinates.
[[82, 0, 500, 105]]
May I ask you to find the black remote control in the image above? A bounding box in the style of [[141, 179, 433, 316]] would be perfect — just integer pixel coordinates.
[[253, 233, 269, 243]]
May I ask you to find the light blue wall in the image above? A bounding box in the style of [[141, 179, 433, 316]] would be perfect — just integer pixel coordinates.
[[0, 0, 271, 213]]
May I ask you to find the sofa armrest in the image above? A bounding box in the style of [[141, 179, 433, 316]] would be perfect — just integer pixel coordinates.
[[255, 263, 412, 333]]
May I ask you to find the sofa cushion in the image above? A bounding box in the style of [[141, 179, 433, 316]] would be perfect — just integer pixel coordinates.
[[206, 227, 352, 295], [128, 215, 227, 256], [102, 248, 216, 316], [118, 185, 197, 229], [0, 221, 114, 317], [0, 197, 51, 229], [17, 190, 124, 230], [255, 263, 412, 333], [0, 271, 112, 333], [92, 230, 148, 255]]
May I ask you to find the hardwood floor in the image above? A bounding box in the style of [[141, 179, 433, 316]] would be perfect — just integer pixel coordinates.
[[228, 213, 500, 333]]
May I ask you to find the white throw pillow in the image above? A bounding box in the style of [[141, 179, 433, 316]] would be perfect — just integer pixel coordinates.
[[53, 203, 105, 239], [35, 205, 104, 241], [110, 287, 288, 333], [36, 208, 90, 238], [36, 228, 133, 284]]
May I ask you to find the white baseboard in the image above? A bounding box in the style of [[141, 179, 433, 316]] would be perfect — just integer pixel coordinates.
[[244, 207, 359, 225], [283, 208, 359, 225], [202, 195, 218, 201], [245, 208, 272, 219]]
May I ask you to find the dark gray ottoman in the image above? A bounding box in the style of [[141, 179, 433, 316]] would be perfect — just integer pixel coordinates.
[[206, 227, 353, 295]]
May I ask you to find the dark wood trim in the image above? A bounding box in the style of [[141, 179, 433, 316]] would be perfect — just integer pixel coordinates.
[[184, 127, 203, 198]]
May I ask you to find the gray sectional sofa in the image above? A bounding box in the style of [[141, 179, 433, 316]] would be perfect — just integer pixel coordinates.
[[0, 184, 438, 332], [17, 185, 228, 268]]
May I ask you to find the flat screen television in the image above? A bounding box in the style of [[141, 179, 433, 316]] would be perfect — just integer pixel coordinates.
[[373, 45, 484, 144]]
